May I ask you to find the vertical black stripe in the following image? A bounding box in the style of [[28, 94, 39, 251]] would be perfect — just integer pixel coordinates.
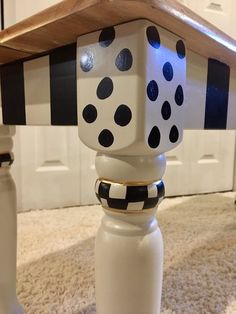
[[1, 0, 4, 30], [204, 59, 230, 129], [50, 43, 77, 125], [1, 62, 26, 125]]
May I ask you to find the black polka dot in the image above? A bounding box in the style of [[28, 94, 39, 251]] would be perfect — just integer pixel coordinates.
[[176, 40, 186, 59], [82, 104, 97, 123], [175, 85, 184, 106], [147, 80, 159, 101], [80, 51, 94, 72], [169, 125, 179, 143], [163, 62, 174, 81], [98, 129, 114, 147], [146, 26, 160, 49], [115, 49, 133, 71], [161, 101, 171, 120], [148, 126, 161, 148], [114, 105, 132, 126], [97, 77, 113, 99], [99, 27, 115, 47]]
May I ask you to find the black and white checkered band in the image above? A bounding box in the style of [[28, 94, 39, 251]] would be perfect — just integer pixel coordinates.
[[95, 179, 165, 211], [0, 153, 14, 168]]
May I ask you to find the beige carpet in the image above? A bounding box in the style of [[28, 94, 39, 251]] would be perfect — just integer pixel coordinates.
[[17, 192, 236, 314]]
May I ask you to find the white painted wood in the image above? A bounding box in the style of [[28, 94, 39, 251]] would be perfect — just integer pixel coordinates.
[[81, 1, 235, 201], [184, 51, 208, 130], [96, 210, 163, 314], [185, 54, 236, 130], [95, 154, 166, 182], [80, 141, 98, 205], [0, 127, 23, 314], [227, 68, 236, 129], [95, 154, 165, 314], [77, 20, 186, 156], [24, 56, 51, 125]]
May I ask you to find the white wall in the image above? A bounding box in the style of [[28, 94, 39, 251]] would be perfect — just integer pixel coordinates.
[[181, 0, 236, 39], [15, 0, 61, 23], [4, 0, 60, 27]]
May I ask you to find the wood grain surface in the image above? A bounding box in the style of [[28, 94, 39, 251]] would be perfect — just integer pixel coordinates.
[[0, 46, 30, 64], [0, 0, 236, 65]]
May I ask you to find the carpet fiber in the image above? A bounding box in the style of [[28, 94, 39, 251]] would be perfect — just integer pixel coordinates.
[[17, 193, 236, 314]]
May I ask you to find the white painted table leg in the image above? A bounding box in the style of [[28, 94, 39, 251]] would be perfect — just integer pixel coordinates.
[[96, 210, 163, 314], [77, 19, 186, 313], [95, 154, 165, 314], [0, 126, 24, 314]]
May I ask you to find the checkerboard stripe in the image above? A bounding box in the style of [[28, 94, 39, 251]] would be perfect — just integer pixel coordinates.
[[95, 179, 165, 211]]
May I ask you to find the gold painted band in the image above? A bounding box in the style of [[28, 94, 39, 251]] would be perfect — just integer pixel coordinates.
[[98, 178, 162, 186]]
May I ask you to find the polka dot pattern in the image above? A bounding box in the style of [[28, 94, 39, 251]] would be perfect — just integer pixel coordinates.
[[80, 51, 94, 72], [114, 105, 132, 126], [163, 62, 174, 81], [146, 26, 161, 49], [161, 101, 171, 120], [175, 85, 184, 106], [78, 21, 185, 153], [147, 80, 159, 101], [176, 40, 186, 59], [99, 129, 114, 147], [169, 125, 179, 143], [115, 49, 133, 71], [82, 104, 97, 123], [99, 27, 115, 47], [148, 126, 161, 148], [97, 77, 113, 100]]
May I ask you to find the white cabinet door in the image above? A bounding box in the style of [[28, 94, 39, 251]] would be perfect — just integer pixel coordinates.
[[164, 130, 235, 196], [7, 0, 83, 211], [17, 126, 81, 210]]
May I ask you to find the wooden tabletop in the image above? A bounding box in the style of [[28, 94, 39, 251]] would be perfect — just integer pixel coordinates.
[[0, 0, 236, 65]]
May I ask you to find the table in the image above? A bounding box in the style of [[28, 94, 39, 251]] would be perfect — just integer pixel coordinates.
[[0, 1, 235, 313]]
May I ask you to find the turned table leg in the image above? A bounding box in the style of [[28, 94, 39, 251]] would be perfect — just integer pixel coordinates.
[[95, 154, 165, 314], [0, 126, 24, 314], [77, 19, 186, 313]]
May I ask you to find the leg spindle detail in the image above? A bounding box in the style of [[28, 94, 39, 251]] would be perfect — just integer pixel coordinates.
[[95, 154, 166, 314], [0, 126, 24, 314]]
